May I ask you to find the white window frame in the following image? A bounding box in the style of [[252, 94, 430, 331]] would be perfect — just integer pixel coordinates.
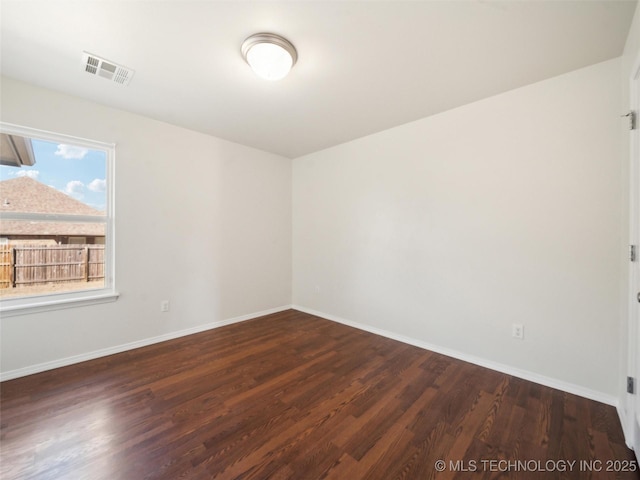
[[0, 123, 118, 316]]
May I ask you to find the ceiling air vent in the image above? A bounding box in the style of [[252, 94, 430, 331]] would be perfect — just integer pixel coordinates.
[[82, 52, 134, 86]]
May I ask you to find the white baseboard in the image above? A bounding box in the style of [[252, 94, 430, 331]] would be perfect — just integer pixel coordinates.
[[292, 305, 618, 407], [2, 303, 619, 409], [0, 305, 292, 382]]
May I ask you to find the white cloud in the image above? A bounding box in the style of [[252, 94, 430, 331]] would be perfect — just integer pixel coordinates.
[[65, 180, 85, 198], [15, 170, 40, 179], [55, 144, 89, 160], [87, 178, 106, 193]]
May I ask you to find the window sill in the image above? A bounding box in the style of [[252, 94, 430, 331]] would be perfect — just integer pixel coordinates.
[[0, 290, 119, 317]]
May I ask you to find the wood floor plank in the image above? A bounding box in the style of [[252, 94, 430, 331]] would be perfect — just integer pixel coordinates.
[[1, 309, 637, 479]]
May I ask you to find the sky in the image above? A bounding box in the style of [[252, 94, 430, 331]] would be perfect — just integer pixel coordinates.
[[0, 138, 107, 212]]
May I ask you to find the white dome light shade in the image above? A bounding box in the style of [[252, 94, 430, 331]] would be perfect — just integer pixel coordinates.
[[246, 43, 292, 81], [242, 33, 297, 81]]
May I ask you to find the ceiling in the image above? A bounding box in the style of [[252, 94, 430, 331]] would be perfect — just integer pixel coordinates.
[[1, 1, 637, 159]]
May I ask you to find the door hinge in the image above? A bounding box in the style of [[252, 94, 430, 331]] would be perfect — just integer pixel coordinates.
[[623, 111, 636, 130], [628, 376, 635, 394], [631, 245, 637, 262]]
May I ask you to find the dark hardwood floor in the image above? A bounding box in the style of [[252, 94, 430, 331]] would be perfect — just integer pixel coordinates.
[[1, 309, 637, 479]]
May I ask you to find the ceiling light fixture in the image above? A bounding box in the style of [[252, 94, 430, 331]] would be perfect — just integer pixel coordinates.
[[241, 33, 297, 81]]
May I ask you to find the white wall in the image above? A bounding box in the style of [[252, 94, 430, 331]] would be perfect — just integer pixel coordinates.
[[0, 77, 292, 376], [293, 58, 623, 399], [0, 54, 628, 403]]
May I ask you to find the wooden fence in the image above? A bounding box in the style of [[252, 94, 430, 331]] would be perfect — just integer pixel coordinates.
[[0, 244, 105, 289]]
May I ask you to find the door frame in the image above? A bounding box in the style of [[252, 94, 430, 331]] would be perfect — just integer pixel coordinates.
[[625, 52, 640, 452]]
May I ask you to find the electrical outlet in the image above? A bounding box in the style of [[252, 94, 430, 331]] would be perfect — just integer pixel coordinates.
[[512, 323, 524, 340], [160, 300, 170, 312]]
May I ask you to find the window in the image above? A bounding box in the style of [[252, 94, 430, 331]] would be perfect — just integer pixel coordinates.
[[0, 123, 117, 315]]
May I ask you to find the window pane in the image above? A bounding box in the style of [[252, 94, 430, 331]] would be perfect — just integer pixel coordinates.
[[0, 134, 107, 299]]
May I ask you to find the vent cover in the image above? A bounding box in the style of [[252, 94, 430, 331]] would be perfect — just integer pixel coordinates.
[[82, 52, 134, 86]]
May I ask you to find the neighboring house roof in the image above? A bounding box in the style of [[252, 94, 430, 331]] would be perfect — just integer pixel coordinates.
[[0, 176, 103, 215], [0, 220, 104, 236], [0, 177, 105, 237]]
